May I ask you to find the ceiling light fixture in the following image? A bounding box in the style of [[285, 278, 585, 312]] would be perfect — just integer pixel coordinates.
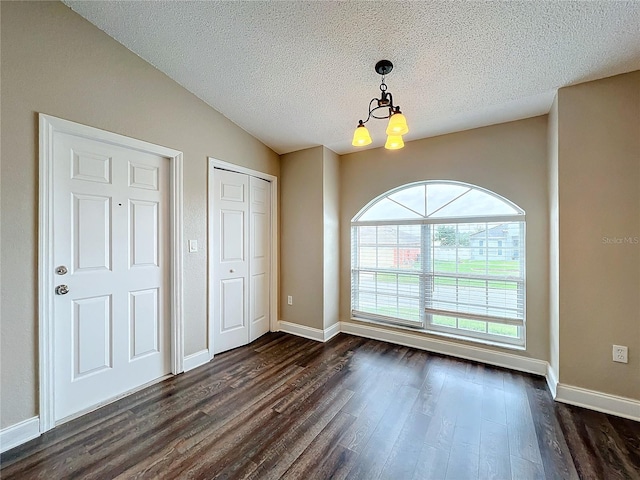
[[352, 60, 409, 150]]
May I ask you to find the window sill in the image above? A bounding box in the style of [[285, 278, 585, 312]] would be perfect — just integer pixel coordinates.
[[350, 316, 526, 352]]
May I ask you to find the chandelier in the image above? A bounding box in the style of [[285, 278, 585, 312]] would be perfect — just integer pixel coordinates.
[[352, 60, 409, 150]]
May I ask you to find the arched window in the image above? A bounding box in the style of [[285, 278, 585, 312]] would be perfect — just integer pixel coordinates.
[[351, 181, 526, 346]]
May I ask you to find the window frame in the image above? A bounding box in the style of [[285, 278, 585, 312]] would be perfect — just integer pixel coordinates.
[[351, 181, 526, 348]]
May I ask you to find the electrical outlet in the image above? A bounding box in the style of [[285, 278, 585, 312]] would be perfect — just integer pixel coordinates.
[[287, 295, 293, 306], [613, 345, 628, 363]]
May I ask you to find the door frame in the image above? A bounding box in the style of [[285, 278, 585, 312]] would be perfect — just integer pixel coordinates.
[[38, 114, 184, 433], [207, 158, 278, 358]]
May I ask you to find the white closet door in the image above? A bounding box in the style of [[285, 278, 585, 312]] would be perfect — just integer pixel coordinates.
[[212, 169, 250, 354], [53, 132, 170, 422], [249, 177, 271, 342], [212, 168, 271, 354]]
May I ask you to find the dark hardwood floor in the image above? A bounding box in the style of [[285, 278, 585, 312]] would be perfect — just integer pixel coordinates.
[[2, 332, 639, 479]]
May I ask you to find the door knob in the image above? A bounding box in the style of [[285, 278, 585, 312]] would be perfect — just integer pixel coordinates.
[[55, 284, 69, 295]]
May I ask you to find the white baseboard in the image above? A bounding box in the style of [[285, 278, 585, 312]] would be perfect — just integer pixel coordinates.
[[0, 416, 40, 454], [555, 383, 640, 422], [183, 349, 211, 372], [340, 321, 548, 376], [323, 322, 341, 342], [278, 321, 326, 342], [546, 363, 559, 398], [278, 321, 341, 342]]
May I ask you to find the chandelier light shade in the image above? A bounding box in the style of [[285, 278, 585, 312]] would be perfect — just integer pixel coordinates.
[[352, 121, 372, 146], [385, 135, 404, 150], [386, 108, 409, 136], [352, 60, 409, 150]]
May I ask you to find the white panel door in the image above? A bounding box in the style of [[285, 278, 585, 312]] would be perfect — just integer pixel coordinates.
[[213, 169, 249, 354], [249, 177, 271, 342], [53, 132, 170, 422]]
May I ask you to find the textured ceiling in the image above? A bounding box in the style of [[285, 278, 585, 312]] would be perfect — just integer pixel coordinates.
[[63, 1, 640, 155]]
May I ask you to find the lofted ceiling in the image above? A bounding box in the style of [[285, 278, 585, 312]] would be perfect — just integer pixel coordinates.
[[62, 1, 640, 155]]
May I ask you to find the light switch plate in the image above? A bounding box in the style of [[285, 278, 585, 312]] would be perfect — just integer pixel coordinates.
[[188, 240, 198, 253]]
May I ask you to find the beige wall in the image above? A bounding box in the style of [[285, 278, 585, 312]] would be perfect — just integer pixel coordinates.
[[279, 146, 340, 331], [280, 147, 324, 329], [0, 1, 279, 428], [556, 71, 640, 399], [322, 147, 340, 329], [548, 95, 560, 380], [340, 117, 550, 361]]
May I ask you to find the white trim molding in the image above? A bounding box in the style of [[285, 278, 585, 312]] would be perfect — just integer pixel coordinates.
[[0, 417, 40, 454], [278, 320, 546, 374], [183, 349, 211, 372], [278, 321, 326, 342], [324, 322, 341, 342], [207, 158, 279, 358], [171, 152, 185, 375], [340, 321, 547, 376], [546, 363, 559, 399], [278, 321, 341, 343], [38, 114, 184, 433], [555, 384, 640, 422]]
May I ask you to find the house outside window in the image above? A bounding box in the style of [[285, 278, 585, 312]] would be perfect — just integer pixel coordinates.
[[351, 181, 526, 347], [512, 237, 519, 259]]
